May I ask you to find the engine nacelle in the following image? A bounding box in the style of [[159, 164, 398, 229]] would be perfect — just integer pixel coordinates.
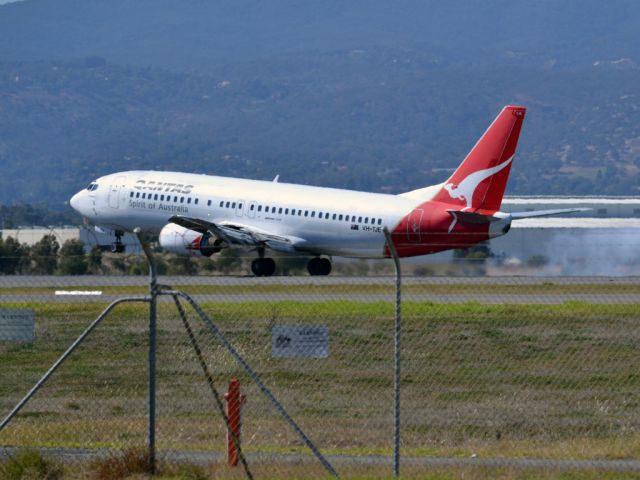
[[158, 223, 222, 257]]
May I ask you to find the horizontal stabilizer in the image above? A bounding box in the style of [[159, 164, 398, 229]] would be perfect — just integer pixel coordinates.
[[447, 210, 501, 224], [510, 208, 591, 220]]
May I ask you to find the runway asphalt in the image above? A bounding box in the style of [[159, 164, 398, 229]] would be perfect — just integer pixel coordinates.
[[2, 276, 639, 304], [3, 446, 640, 473]]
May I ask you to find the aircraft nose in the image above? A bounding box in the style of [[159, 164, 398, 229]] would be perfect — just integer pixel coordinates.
[[70, 191, 83, 214]]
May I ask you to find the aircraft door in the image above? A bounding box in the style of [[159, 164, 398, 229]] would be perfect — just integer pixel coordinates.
[[406, 209, 423, 243], [108, 176, 126, 209], [247, 201, 257, 219], [236, 200, 245, 217]]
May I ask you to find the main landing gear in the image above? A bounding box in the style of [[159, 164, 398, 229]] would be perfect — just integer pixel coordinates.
[[251, 256, 332, 277], [251, 257, 276, 277], [307, 257, 332, 276], [111, 230, 125, 253]]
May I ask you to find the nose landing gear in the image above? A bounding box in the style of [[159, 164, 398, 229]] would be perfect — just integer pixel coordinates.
[[111, 230, 125, 253]]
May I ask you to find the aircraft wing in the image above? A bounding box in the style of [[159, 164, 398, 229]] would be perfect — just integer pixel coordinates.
[[168, 215, 309, 254], [510, 208, 591, 219]]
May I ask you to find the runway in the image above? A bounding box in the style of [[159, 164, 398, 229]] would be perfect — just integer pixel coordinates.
[[2, 276, 638, 304], [3, 446, 640, 473]]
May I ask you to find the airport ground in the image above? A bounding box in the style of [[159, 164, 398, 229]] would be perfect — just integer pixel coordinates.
[[1, 276, 640, 479]]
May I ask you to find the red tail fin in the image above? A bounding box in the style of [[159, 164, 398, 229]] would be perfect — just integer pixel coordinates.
[[432, 105, 526, 211]]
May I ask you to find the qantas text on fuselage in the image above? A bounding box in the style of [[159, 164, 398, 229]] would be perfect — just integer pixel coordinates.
[[70, 105, 585, 276]]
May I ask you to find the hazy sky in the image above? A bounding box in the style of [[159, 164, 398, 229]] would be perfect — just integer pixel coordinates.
[[0, 0, 23, 4]]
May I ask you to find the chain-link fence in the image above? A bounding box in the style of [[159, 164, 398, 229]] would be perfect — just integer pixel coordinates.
[[1, 263, 640, 479]]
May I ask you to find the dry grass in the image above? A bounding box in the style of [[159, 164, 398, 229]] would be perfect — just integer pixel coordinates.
[[2, 295, 640, 476]]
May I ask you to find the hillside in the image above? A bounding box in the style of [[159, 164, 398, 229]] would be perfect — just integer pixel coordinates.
[[0, 53, 638, 205], [0, 1, 638, 205]]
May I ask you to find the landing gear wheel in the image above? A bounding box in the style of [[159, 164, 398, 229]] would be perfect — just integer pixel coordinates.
[[251, 258, 276, 277], [111, 243, 125, 254], [307, 257, 332, 276], [111, 230, 125, 253]]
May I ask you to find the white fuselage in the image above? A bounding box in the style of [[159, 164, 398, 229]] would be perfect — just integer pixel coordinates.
[[71, 170, 434, 258]]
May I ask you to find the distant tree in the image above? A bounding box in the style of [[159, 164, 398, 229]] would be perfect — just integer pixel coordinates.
[[215, 249, 243, 274], [30, 234, 60, 274], [87, 246, 103, 273], [527, 254, 549, 268], [166, 255, 198, 275], [0, 235, 30, 274], [276, 256, 307, 275], [58, 239, 88, 275]]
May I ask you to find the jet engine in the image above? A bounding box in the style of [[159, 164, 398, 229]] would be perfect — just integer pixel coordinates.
[[158, 223, 223, 257]]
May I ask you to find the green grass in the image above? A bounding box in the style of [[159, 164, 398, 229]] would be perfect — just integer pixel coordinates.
[[2, 281, 640, 297]]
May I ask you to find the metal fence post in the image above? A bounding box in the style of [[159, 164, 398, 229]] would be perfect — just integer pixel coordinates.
[[383, 227, 402, 478], [135, 228, 157, 475]]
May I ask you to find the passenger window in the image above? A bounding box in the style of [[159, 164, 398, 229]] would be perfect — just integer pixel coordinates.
[[338, 214, 343, 221], [239, 203, 243, 209], [187, 198, 191, 204], [258, 205, 262, 212], [224, 201, 229, 208], [174, 196, 178, 202], [207, 200, 211, 206], [154, 194, 158, 200], [378, 218, 382, 225], [285, 208, 289, 215], [180, 197, 185, 203], [250, 204, 255, 211], [136, 192, 140, 198], [160, 195, 165, 201], [358, 216, 362, 223], [332, 213, 337, 220], [232, 202, 236, 209], [219, 201, 224, 207], [298, 210, 302, 216], [195, 198, 199, 205], [364, 217, 368, 224], [304, 210, 309, 217], [130, 192, 134, 198], [278, 207, 283, 214], [311, 211, 315, 218]]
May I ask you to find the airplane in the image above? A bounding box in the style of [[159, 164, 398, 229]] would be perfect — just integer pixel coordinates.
[[70, 105, 585, 276]]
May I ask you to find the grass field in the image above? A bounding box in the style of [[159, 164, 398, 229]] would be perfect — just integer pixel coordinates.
[[1, 281, 640, 478]]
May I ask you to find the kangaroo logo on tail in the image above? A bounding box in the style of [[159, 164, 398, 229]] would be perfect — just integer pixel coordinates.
[[444, 155, 514, 210]]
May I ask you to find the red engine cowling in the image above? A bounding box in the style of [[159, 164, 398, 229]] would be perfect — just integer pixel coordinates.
[[158, 223, 222, 257]]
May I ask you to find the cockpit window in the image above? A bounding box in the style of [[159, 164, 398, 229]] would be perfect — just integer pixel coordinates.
[[86, 183, 99, 191]]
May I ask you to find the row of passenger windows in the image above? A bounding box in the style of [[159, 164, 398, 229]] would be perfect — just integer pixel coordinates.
[[218, 200, 383, 225], [131, 190, 382, 225], [131, 191, 200, 205]]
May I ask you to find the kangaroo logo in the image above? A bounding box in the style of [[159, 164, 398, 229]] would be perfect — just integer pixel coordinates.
[[444, 156, 514, 211]]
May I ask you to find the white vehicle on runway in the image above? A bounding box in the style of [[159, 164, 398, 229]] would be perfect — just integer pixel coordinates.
[[70, 105, 582, 276]]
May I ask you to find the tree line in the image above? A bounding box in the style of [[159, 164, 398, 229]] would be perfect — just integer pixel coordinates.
[[0, 234, 98, 275], [0, 233, 332, 276]]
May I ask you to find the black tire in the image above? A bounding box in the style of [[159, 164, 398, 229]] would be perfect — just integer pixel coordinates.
[[252, 258, 276, 277], [307, 257, 331, 276], [111, 243, 125, 254], [263, 258, 276, 277]]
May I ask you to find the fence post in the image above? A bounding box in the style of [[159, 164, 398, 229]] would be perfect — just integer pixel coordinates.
[[383, 227, 402, 478], [225, 378, 246, 467], [135, 228, 158, 475]]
